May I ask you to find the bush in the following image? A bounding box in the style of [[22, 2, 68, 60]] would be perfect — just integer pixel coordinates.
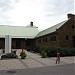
[[1, 53, 18, 59], [40, 47, 56, 57], [20, 51, 27, 59], [39, 47, 75, 57], [46, 48, 56, 57], [40, 50, 47, 58], [27, 46, 40, 53]]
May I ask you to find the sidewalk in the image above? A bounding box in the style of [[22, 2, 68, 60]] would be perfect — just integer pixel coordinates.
[[0, 50, 75, 70]]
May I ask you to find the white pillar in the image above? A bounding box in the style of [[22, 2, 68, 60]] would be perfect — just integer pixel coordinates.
[[5, 35, 11, 53]]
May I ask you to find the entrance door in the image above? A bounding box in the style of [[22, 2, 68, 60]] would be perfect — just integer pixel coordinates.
[[73, 36, 75, 47]]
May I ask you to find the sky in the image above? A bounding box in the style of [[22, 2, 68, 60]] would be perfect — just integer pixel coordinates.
[[0, 0, 74, 30]]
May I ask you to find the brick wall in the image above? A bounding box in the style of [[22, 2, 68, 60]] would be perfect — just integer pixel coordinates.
[[35, 19, 75, 48], [35, 33, 59, 48], [57, 19, 75, 48]]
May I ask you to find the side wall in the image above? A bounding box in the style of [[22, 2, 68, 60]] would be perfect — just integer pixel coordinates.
[[35, 33, 59, 48], [57, 19, 75, 48], [35, 19, 75, 48]]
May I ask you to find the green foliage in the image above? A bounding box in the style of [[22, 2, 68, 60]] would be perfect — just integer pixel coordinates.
[[40, 50, 47, 58], [39, 47, 75, 57], [20, 51, 27, 59], [27, 46, 40, 53], [1, 53, 18, 59]]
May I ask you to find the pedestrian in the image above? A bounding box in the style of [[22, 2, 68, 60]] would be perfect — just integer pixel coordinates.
[[56, 52, 60, 64]]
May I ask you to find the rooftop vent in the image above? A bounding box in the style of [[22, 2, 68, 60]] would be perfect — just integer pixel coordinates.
[[30, 22, 33, 26], [67, 14, 75, 19]]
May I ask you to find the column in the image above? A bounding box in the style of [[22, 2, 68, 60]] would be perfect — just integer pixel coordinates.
[[5, 35, 11, 53]]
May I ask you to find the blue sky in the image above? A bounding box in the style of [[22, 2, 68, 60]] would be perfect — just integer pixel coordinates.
[[0, 0, 74, 30]]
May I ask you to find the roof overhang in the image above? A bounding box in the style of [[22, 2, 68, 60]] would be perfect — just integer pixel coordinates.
[[0, 35, 35, 39]]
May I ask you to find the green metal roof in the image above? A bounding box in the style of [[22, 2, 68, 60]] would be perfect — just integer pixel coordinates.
[[35, 20, 68, 38], [0, 25, 39, 38]]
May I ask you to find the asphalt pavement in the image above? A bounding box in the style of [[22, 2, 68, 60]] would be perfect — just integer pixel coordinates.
[[0, 63, 75, 75]]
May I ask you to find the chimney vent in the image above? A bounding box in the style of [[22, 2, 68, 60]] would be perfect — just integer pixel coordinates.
[[67, 14, 75, 19], [30, 22, 33, 26]]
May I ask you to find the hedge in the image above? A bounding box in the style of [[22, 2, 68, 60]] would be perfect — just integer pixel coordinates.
[[39, 47, 75, 57]]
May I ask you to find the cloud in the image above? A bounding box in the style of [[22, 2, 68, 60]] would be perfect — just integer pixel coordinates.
[[42, 0, 74, 29], [0, 0, 74, 30], [0, 0, 18, 11], [0, 0, 19, 25], [0, 0, 10, 11], [44, 0, 74, 16], [8, 0, 45, 26]]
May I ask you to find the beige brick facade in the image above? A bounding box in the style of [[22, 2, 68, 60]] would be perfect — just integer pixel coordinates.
[[35, 18, 75, 48]]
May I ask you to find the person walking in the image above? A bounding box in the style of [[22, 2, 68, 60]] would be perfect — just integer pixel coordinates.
[[56, 52, 60, 64]]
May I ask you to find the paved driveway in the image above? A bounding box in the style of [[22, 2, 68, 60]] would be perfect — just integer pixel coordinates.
[[0, 50, 75, 71]]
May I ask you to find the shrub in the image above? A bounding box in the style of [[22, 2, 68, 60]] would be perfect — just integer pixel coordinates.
[[40, 50, 47, 58], [27, 46, 40, 53], [40, 47, 56, 57], [46, 47, 56, 57], [1, 53, 18, 59], [20, 51, 27, 59], [39, 47, 75, 57]]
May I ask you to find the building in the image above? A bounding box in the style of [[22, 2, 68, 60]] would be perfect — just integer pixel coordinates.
[[0, 14, 75, 53], [35, 14, 75, 48], [0, 22, 39, 49]]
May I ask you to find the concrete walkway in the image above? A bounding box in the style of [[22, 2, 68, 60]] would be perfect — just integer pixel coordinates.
[[0, 50, 75, 70]]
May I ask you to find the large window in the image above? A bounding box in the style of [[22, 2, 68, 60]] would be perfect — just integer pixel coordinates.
[[43, 38, 47, 42], [50, 36, 56, 41], [16, 40, 21, 48], [38, 39, 41, 43]]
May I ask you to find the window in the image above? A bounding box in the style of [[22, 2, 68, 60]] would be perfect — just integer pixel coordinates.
[[50, 36, 56, 41], [72, 25, 74, 29], [38, 39, 41, 43], [16, 40, 21, 48], [43, 38, 47, 42], [66, 35, 69, 40]]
